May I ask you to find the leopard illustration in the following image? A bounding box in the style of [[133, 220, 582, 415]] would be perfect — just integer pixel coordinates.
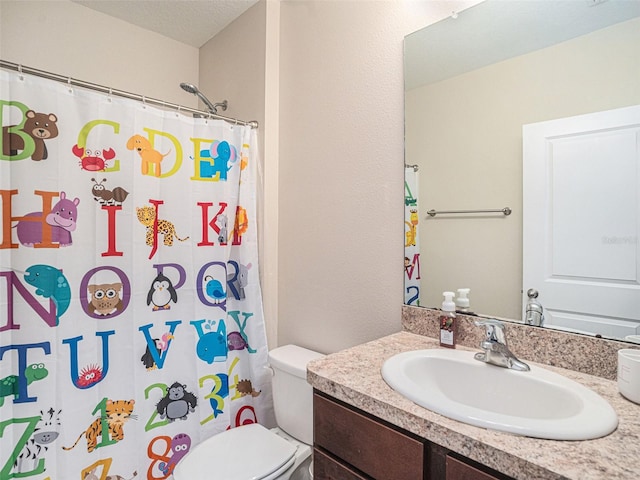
[[136, 206, 189, 247]]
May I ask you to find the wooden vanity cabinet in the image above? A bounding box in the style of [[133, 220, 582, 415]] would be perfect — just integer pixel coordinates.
[[313, 391, 514, 480]]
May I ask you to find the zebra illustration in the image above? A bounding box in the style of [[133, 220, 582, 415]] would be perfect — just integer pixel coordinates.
[[14, 408, 61, 473]]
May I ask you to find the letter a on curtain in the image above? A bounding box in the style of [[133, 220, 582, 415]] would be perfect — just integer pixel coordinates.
[[0, 69, 274, 479]]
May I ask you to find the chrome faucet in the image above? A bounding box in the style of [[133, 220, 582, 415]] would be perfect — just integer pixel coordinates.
[[474, 319, 530, 371]]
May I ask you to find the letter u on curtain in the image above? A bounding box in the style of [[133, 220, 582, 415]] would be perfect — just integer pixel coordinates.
[[0, 68, 273, 479]]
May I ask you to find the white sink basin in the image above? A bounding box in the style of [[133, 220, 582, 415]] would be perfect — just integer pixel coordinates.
[[381, 349, 618, 440]]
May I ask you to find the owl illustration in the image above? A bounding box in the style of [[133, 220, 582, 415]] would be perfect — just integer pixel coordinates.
[[147, 272, 177, 311], [88, 282, 123, 316]]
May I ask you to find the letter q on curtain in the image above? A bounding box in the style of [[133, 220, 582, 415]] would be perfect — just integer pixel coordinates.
[[0, 69, 273, 479]]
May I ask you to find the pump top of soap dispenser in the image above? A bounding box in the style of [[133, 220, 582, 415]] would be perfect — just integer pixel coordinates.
[[442, 291, 456, 312], [455, 288, 470, 312]]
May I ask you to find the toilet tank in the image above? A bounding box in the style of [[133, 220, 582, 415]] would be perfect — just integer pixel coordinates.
[[268, 345, 324, 445]]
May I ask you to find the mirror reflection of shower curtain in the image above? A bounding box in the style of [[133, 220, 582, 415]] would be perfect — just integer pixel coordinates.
[[404, 167, 421, 305]]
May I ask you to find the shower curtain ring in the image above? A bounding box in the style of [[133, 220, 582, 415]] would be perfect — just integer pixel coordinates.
[[17, 64, 24, 81], [67, 76, 73, 93]]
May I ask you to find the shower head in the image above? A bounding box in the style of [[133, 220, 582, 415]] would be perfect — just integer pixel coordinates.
[[179, 82, 227, 115], [179, 82, 198, 94]]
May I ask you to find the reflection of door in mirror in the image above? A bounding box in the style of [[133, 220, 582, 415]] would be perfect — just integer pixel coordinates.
[[523, 105, 640, 338]]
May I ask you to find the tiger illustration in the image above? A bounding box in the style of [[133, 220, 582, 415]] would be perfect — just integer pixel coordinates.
[[136, 206, 189, 247], [62, 399, 135, 453]]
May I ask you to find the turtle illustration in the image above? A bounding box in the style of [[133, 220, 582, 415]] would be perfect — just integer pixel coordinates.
[[0, 363, 49, 407]]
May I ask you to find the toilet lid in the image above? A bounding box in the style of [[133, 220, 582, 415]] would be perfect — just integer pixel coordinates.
[[173, 423, 297, 480]]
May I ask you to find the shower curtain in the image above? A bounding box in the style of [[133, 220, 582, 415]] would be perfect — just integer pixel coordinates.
[[404, 167, 421, 306], [0, 69, 273, 480]]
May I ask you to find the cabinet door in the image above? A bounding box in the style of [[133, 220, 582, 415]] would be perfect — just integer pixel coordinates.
[[314, 393, 425, 480], [446, 455, 506, 480], [313, 448, 369, 480]]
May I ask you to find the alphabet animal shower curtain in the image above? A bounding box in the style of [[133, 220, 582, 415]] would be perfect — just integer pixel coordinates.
[[0, 68, 274, 480]]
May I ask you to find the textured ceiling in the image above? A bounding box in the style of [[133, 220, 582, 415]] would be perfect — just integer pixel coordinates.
[[72, 0, 259, 47]]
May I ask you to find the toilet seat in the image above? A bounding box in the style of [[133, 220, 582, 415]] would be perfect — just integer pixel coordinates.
[[173, 423, 297, 480]]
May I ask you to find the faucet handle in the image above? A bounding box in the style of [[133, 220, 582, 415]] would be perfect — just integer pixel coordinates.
[[474, 319, 507, 345]]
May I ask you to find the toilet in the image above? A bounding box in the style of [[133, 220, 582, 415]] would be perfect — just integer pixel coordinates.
[[173, 345, 324, 480]]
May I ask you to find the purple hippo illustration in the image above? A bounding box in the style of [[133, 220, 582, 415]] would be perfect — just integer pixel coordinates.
[[14, 192, 80, 247]]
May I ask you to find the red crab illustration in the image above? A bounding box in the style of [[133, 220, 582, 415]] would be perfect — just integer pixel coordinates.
[[72, 144, 116, 171]]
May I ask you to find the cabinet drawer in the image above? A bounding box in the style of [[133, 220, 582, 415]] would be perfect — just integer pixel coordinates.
[[446, 454, 510, 480], [313, 448, 369, 480], [314, 393, 425, 480]]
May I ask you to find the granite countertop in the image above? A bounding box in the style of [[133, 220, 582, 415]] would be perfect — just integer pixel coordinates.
[[307, 331, 640, 480]]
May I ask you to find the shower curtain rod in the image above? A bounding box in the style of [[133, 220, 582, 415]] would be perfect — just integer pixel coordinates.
[[0, 60, 258, 128]]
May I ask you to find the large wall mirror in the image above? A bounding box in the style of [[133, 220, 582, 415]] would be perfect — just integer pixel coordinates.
[[404, 0, 640, 342]]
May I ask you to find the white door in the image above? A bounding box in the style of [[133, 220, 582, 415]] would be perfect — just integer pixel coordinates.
[[523, 105, 640, 338]]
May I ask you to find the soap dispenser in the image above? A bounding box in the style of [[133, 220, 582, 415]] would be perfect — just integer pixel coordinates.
[[455, 288, 471, 313], [439, 291, 457, 348]]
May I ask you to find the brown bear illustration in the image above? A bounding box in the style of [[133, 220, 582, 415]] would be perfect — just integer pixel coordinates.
[[2, 110, 59, 161]]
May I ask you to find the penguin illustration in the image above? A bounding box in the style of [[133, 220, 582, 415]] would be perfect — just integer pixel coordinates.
[[141, 338, 162, 370], [147, 272, 177, 311]]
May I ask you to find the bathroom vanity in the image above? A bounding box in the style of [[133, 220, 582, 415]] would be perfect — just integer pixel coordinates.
[[308, 308, 640, 480], [314, 392, 512, 480]]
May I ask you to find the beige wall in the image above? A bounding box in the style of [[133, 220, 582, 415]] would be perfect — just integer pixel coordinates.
[[278, 0, 405, 353], [1, 0, 479, 355], [275, 1, 476, 353], [0, 1, 199, 106], [199, 1, 267, 134], [406, 17, 640, 319]]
